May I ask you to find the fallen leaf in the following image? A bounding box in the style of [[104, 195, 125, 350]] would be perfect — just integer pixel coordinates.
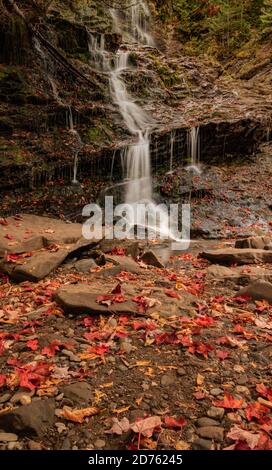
[[61, 406, 100, 423], [105, 417, 130, 435], [227, 426, 260, 449], [213, 393, 244, 409], [131, 416, 162, 438]]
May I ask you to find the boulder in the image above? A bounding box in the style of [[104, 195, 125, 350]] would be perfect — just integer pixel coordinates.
[[73, 258, 97, 273], [0, 399, 55, 437], [103, 255, 141, 275], [197, 426, 224, 442], [200, 248, 272, 265], [0, 248, 70, 282], [235, 236, 271, 250], [140, 250, 165, 268], [238, 280, 272, 303], [55, 284, 138, 315], [61, 382, 92, 405], [0, 214, 84, 257], [207, 265, 272, 283]]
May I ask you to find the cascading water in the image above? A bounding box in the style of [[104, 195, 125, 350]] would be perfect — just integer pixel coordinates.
[[169, 130, 176, 173], [187, 126, 201, 174], [34, 37, 82, 184], [67, 106, 83, 185], [89, 2, 181, 241]]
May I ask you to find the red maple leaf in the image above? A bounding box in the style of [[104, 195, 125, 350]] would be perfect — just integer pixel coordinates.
[[194, 316, 215, 327], [0, 374, 6, 387], [213, 392, 244, 409], [246, 402, 269, 421], [26, 339, 39, 351], [189, 341, 214, 358], [42, 340, 60, 357], [110, 247, 125, 256], [164, 416, 186, 428], [216, 350, 230, 360], [81, 317, 94, 327], [165, 289, 181, 300], [231, 294, 251, 303], [256, 383, 272, 401], [88, 344, 109, 355], [111, 283, 122, 294]]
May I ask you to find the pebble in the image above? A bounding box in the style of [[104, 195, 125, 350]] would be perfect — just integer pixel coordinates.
[[196, 418, 220, 428], [161, 373, 176, 387], [119, 341, 133, 354], [0, 432, 18, 443], [207, 407, 225, 420], [61, 437, 71, 450], [7, 442, 20, 450], [0, 393, 11, 404], [197, 426, 224, 442], [210, 388, 223, 397], [56, 393, 64, 402], [141, 383, 149, 391], [236, 374, 248, 385], [177, 367, 186, 376], [10, 389, 34, 404], [235, 386, 250, 395], [55, 422, 67, 434], [94, 439, 106, 449], [193, 438, 213, 450], [118, 364, 128, 372], [107, 319, 118, 328], [62, 349, 81, 362], [28, 440, 43, 450]]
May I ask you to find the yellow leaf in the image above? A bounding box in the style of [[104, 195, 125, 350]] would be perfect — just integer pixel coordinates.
[[131, 360, 151, 368], [113, 405, 130, 414], [135, 396, 143, 406], [94, 390, 106, 404], [100, 382, 113, 388], [175, 440, 190, 450], [61, 406, 100, 423], [145, 367, 154, 377], [196, 374, 204, 386]]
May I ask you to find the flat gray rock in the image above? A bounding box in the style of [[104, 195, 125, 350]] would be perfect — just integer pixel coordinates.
[[235, 236, 271, 250], [238, 280, 272, 303], [55, 284, 138, 315], [200, 248, 272, 265]]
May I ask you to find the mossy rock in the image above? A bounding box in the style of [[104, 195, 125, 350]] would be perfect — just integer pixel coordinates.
[[53, 19, 89, 59], [0, 66, 32, 104]]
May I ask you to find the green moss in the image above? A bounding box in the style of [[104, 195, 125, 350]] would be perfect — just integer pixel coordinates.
[[0, 66, 31, 103], [129, 52, 138, 66]]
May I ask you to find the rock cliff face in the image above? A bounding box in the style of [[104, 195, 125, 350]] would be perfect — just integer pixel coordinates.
[[0, 0, 271, 192]]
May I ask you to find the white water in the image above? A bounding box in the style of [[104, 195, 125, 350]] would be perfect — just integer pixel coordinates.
[[169, 130, 176, 173], [88, 2, 179, 240], [187, 126, 201, 173], [67, 106, 83, 185]]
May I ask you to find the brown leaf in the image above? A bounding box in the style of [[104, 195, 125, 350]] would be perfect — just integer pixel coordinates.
[[105, 417, 130, 435], [227, 426, 260, 449], [131, 416, 162, 437], [61, 406, 100, 423]]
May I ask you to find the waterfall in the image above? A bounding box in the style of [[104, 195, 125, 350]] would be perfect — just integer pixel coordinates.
[[187, 126, 201, 173], [169, 130, 176, 173], [67, 106, 83, 185], [34, 37, 82, 185], [87, 2, 179, 241]]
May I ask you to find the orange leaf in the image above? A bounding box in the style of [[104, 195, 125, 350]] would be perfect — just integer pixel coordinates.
[[61, 406, 100, 423]]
